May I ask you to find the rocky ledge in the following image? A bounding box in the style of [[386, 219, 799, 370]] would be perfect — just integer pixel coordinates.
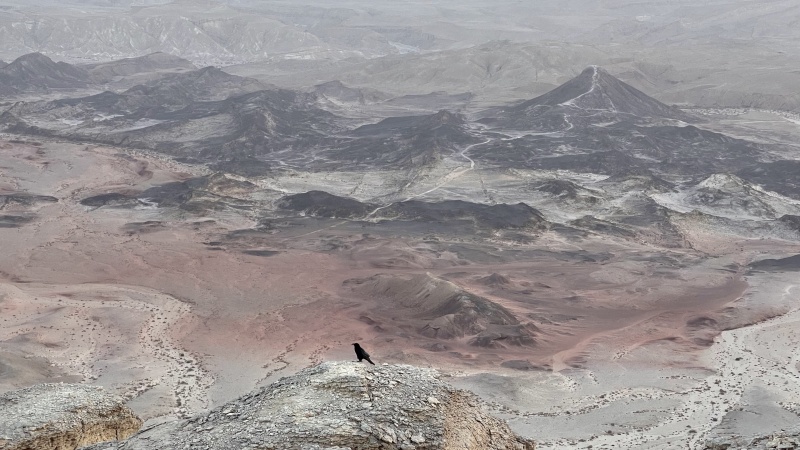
[[0, 383, 142, 450], [88, 361, 534, 450]]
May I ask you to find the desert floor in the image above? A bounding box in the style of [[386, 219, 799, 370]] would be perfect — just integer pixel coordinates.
[[1, 136, 798, 448]]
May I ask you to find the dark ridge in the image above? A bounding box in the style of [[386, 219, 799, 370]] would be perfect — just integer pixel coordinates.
[[748, 254, 800, 272], [331, 109, 474, 169], [80, 193, 134, 207], [779, 215, 800, 232], [0, 193, 58, 207], [0, 53, 90, 94], [124, 66, 241, 92], [0, 215, 35, 228], [277, 191, 375, 219], [353, 110, 465, 135], [85, 52, 196, 82], [138, 180, 204, 207], [738, 160, 800, 199], [380, 200, 547, 230], [79, 175, 250, 212], [536, 179, 584, 198], [242, 250, 281, 257]]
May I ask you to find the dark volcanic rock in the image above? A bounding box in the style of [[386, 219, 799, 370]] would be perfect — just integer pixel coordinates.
[[535, 179, 602, 204], [779, 215, 800, 231], [80, 174, 255, 212], [1, 73, 340, 173], [333, 109, 476, 168], [0, 214, 35, 228], [536, 179, 585, 198], [380, 200, 547, 230], [241, 250, 281, 257], [0, 53, 91, 95], [85, 52, 196, 83], [470, 67, 768, 178], [0, 193, 58, 207], [484, 65, 691, 131], [613, 196, 687, 248], [749, 254, 800, 272], [120, 66, 267, 103], [80, 193, 136, 208], [138, 180, 200, 207], [738, 160, 800, 199], [514, 66, 689, 118], [277, 191, 376, 219], [276, 192, 547, 231]]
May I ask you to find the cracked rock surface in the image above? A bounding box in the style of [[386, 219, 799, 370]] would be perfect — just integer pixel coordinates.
[[0, 383, 142, 450], [87, 361, 534, 450]]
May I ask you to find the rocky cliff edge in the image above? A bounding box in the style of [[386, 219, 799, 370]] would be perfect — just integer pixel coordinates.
[[0, 383, 142, 450], [87, 361, 534, 450]]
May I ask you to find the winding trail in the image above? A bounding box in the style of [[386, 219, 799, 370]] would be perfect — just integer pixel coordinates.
[[364, 137, 490, 219]]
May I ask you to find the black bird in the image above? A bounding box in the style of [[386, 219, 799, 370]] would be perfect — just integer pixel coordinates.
[[352, 343, 375, 365]]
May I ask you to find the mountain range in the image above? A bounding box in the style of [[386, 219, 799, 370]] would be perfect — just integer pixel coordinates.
[[2, 51, 799, 244], [2, 53, 787, 180]]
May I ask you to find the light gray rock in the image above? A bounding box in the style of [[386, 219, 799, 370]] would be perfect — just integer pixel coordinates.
[[86, 361, 534, 450], [0, 383, 142, 450]]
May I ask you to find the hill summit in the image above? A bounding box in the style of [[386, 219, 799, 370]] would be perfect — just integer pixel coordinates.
[[510, 65, 688, 120], [86, 361, 535, 450], [0, 52, 90, 94]]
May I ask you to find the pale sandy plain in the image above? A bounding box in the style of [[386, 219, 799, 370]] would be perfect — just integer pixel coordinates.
[[1, 135, 799, 448]]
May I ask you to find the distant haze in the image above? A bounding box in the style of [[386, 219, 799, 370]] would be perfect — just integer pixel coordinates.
[[2, 0, 799, 111]]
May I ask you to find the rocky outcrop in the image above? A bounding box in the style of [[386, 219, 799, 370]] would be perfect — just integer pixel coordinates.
[[86, 362, 534, 450], [0, 383, 142, 450]]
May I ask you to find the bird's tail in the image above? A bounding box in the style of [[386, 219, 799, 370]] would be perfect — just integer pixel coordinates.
[[366, 357, 375, 365]]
